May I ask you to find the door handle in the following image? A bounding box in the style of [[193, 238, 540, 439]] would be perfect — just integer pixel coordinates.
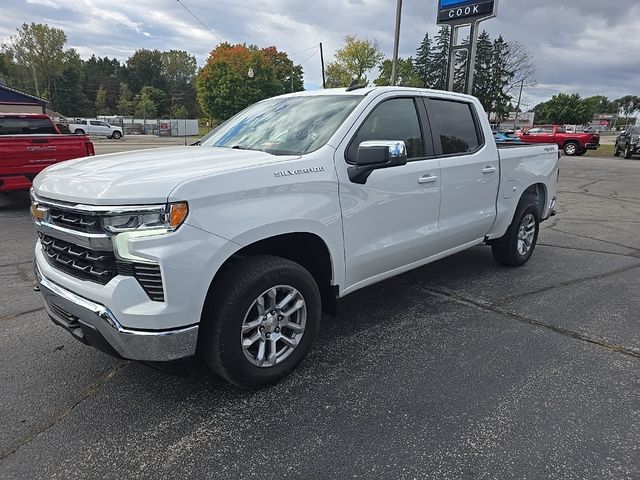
[[482, 166, 497, 174], [418, 174, 438, 184]]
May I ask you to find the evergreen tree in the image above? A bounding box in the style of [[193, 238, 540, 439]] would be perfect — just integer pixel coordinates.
[[472, 31, 494, 114], [116, 83, 134, 116], [427, 26, 450, 90], [489, 36, 514, 120], [414, 32, 431, 87]]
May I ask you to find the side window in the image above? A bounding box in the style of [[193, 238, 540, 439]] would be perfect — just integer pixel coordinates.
[[90, 121, 101, 126], [541, 127, 554, 133], [527, 127, 540, 134], [428, 99, 481, 155], [348, 98, 425, 162]]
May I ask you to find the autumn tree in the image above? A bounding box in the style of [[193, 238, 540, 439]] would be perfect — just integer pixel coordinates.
[[325, 35, 384, 87], [197, 43, 303, 120]]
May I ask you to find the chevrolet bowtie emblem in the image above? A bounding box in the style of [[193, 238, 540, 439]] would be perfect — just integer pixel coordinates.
[[31, 203, 47, 221]]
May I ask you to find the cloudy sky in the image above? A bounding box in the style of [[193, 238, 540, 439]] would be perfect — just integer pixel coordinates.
[[1, 0, 639, 108]]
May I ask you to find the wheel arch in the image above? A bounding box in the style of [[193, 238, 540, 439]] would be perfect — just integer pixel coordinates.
[[206, 231, 339, 316]]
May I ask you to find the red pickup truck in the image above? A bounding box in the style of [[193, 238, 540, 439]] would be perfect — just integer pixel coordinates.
[[0, 113, 95, 192], [516, 125, 600, 156]]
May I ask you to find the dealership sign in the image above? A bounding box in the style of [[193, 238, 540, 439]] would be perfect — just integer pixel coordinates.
[[437, 0, 497, 25]]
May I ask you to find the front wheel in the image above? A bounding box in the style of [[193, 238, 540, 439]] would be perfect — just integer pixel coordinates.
[[624, 145, 633, 159], [614, 145, 621, 157], [199, 255, 321, 389], [491, 202, 540, 267], [112, 131, 122, 139]]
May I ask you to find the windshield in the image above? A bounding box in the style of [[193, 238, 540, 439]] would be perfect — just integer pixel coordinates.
[[200, 95, 363, 155]]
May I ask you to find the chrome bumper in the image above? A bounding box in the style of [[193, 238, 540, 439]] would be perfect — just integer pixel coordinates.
[[35, 264, 198, 362]]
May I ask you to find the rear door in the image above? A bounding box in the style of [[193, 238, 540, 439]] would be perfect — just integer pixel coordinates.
[[90, 120, 109, 136], [424, 96, 499, 249], [523, 126, 555, 144]]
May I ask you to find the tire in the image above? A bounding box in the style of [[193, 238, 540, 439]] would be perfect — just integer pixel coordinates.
[[614, 145, 621, 157], [74, 129, 85, 135], [199, 255, 321, 389], [491, 201, 540, 267], [112, 131, 122, 139], [624, 144, 633, 159], [563, 142, 579, 156]]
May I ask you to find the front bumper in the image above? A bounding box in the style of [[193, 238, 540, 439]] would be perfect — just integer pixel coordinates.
[[35, 263, 198, 362]]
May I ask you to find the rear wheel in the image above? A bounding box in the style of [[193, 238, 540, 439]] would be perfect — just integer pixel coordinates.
[[199, 255, 321, 389], [491, 201, 540, 267], [74, 129, 85, 135], [624, 144, 633, 159], [614, 145, 621, 157], [563, 142, 579, 156]]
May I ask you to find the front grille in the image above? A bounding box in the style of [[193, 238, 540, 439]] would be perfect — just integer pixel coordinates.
[[39, 233, 117, 284], [48, 208, 103, 234]]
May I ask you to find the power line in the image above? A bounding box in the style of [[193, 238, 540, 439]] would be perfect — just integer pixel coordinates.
[[298, 48, 319, 66], [176, 0, 224, 44], [288, 45, 319, 58]]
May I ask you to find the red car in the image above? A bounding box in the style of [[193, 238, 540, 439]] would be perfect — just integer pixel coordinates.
[[517, 125, 600, 156], [0, 113, 95, 192]]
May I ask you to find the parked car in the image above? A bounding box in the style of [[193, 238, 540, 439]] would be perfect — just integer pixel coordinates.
[[516, 125, 599, 156], [614, 126, 640, 159], [494, 130, 523, 144], [31, 87, 558, 388], [0, 113, 95, 192], [68, 119, 123, 139]]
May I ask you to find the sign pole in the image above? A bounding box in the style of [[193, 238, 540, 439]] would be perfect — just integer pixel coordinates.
[[391, 0, 403, 86]]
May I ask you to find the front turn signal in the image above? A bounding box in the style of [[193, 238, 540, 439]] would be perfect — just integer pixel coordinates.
[[168, 202, 189, 230]]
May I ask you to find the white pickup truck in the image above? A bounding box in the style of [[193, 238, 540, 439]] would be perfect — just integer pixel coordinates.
[[31, 87, 558, 388], [68, 119, 123, 139]]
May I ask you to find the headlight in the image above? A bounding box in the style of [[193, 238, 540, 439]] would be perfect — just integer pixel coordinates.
[[102, 202, 189, 233]]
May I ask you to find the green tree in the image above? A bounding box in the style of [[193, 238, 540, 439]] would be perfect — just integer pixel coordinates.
[[116, 83, 134, 115], [427, 26, 450, 90], [135, 91, 157, 119], [471, 31, 493, 112], [533, 94, 592, 125], [414, 32, 431, 87], [55, 49, 91, 116], [94, 85, 108, 115], [161, 50, 199, 116], [172, 105, 188, 118], [325, 35, 384, 87], [488, 36, 514, 120], [127, 49, 165, 92], [3, 23, 69, 101], [138, 86, 168, 117], [374, 58, 422, 87]]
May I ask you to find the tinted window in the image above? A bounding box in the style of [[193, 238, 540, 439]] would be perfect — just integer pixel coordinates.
[[429, 99, 480, 155], [349, 98, 425, 161], [0, 117, 56, 135], [90, 121, 101, 126]]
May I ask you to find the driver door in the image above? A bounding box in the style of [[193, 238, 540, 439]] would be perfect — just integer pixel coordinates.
[[336, 95, 441, 291]]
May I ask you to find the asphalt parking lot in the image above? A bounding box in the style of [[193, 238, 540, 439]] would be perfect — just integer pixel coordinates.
[[1, 152, 639, 479]]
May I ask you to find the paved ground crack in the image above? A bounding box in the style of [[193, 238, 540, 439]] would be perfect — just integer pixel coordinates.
[[494, 263, 640, 305], [549, 227, 638, 251], [0, 361, 128, 461], [538, 243, 640, 258], [413, 285, 640, 360], [0, 307, 45, 321]]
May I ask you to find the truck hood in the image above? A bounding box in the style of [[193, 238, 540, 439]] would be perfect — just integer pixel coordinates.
[[33, 146, 299, 205]]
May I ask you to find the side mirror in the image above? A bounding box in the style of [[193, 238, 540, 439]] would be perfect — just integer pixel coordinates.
[[348, 141, 408, 184]]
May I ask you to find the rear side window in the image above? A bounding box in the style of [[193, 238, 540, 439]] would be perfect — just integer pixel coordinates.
[[348, 98, 425, 162], [90, 121, 101, 126], [0, 117, 56, 135], [428, 99, 481, 155]]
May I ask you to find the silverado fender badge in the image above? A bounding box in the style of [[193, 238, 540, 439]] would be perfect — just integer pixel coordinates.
[[274, 166, 325, 177]]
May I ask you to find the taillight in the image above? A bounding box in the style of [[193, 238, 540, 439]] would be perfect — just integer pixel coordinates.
[[87, 141, 95, 156]]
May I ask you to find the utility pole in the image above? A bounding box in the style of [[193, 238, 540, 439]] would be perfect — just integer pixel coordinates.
[[31, 64, 40, 98], [319, 42, 326, 89], [391, 0, 403, 86], [513, 79, 524, 130]]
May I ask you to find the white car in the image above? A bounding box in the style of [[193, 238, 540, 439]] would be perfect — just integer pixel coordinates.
[[31, 87, 558, 388], [68, 119, 123, 139]]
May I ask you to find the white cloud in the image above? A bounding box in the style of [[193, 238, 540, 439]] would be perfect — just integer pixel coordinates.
[[2, 0, 640, 104]]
